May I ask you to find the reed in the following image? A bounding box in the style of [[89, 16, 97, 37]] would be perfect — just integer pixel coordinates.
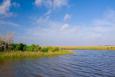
[[58, 46, 115, 50], [0, 50, 73, 60]]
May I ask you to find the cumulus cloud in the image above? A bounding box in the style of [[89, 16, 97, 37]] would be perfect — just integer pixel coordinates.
[[0, 0, 19, 16], [60, 23, 69, 31], [24, 13, 79, 45], [92, 9, 115, 32], [52, 0, 68, 8], [0, 0, 12, 16], [35, 0, 42, 6], [82, 9, 115, 45], [36, 15, 50, 26], [64, 14, 71, 22], [25, 23, 79, 45], [35, 0, 68, 9], [23, 9, 115, 45]]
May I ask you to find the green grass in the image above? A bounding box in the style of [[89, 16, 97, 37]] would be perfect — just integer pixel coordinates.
[[0, 50, 73, 60], [58, 46, 115, 50]]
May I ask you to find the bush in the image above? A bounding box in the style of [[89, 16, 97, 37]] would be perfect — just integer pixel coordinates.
[[12, 43, 26, 51], [47, 46, 60, 52], [26, 44, 41, 52], [0, 42, 61, 52], [41, 47, 49, 52], [52, 47, 60, 52]]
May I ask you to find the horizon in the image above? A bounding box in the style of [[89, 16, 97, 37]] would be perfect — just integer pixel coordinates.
[[0, 0, 115, 46]]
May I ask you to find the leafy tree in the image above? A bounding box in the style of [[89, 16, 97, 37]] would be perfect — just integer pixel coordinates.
[[26, 44, 41, 52], [14, 44, 20, 51], [19, 43, 26, 51], [12, 43, 26, 51]]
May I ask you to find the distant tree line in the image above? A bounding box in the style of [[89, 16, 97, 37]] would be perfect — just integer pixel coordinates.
[[0, 33, 60, 52], [0, 43, 60, 52]]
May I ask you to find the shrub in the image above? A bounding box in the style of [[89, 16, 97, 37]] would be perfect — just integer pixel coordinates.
[[26, 44, 41, 52], [47, 46, 60, 52], [12, 43, 26, 51], [41, 47, 48, 52], [52, 47, 60, 52]]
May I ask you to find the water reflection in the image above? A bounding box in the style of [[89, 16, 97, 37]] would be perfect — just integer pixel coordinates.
[[0, 60, 15, 77]]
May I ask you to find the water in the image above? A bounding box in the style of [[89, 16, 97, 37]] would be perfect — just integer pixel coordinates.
[[0, 50, 115, 77]]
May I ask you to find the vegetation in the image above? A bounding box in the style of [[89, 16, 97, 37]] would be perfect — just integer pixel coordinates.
[[0, 50, 72, 60], [59, 46, 115, 50], [0, 34, 73, 59]]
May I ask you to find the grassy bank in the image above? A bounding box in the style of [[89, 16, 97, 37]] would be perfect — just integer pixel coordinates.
[[58, 46, 115, 50], [0, 50, 73, 60]]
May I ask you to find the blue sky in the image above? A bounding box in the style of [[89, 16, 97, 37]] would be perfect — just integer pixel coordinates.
[[0, 0, 115, 46]]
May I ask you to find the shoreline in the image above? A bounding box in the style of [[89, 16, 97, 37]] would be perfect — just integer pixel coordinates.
[[0, 50, 73, 60], [58, 46, 115, 50]]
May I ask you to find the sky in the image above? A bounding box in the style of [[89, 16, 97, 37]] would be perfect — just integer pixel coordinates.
[[0, 0, 115, 46]]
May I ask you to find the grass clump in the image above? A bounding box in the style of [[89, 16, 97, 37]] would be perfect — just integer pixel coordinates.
[[59, 46, 115, 50], [0, 50, 73, 60]]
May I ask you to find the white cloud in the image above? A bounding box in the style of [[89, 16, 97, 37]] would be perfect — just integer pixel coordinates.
[[92, 9, 115, 27], [64, 13, 71, 21], [36, 15, 49, 25], [35, 0, 42, 6], [25, 14, 80, 45], [60, 23, 69, 31], [0, 0, 12, 16], [23, 9, 115, 45], [91, 9, 115, 33], [35, 0, 68, 9], [0, 0, 19, 16], [52, 0, 68, 8], [104, 9, 115, 21]]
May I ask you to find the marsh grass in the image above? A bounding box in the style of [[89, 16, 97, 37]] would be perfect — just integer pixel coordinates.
[[0, 50, 73, 60], [59, 46, 115, 50]]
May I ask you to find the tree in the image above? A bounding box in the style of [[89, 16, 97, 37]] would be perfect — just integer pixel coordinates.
[[26, 44, 41, 52], [41, 47, 48, 52], [12, 43, 26, 51], [0, 33, 14, 51], [19, 43, 26, 51]]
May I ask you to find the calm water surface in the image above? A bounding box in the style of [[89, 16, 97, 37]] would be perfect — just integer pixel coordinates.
[[0, 50, 115, 77]]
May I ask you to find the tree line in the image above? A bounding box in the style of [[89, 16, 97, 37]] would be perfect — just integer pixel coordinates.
[[0, 33, 60, 52]]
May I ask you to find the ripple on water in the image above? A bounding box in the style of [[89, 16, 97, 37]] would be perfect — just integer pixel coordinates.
[[0, 50, 115, 77]]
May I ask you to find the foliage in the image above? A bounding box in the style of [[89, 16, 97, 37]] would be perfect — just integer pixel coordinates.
[[26, 44, 41, 52], [0, 41, 62, 53], [0, 50, 73, 60], [41, 47, 49, 52], [11, 43, 26, 51], [47, 46, 60, 52], [0, 34, 62, 52], [0, 34, 61, 52]]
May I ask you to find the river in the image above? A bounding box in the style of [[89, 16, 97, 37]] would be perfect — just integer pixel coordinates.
[[0, 50, 115, 77]]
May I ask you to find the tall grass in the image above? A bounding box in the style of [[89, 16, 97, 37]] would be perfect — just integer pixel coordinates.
[[59, 46, 115, 50], [0, 50, 73, 60]]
